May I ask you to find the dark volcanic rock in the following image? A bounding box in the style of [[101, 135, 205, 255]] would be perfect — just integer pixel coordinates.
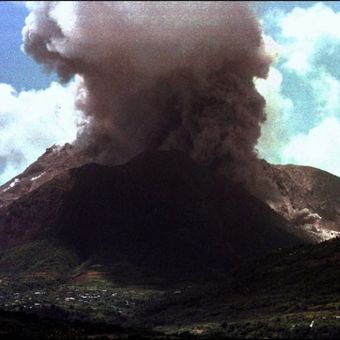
[[0, 150, 304, 277]]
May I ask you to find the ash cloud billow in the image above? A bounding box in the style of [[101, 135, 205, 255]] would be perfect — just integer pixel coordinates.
[[23, 1, 275, 197]]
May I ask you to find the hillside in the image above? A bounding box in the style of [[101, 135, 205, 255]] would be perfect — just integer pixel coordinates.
[[0, 149, 339, 338], [0, 144, 90, 209], [0, 237, 339, 338], [0, 150, 305, 279], [1, 144, 339, 244], [262, 161, 340, 239]]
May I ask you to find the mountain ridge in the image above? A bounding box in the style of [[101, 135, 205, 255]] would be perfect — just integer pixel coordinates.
[[0, 150, 306, 278], [2, 143, 339, 243]]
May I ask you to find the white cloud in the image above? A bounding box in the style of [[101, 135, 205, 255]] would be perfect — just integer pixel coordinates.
[[278, 3, 340, 75], [23, 1, 37, 10], [256, 66, 294, 163], [311, 71, 340, 118], [257, 2, 340, 177], [283, 117, 340, 176], [0, 80, 81, 184]]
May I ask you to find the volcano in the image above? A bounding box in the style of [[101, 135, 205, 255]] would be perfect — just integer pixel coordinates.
[[0, 149, 306, 279], [0, 147, 339, 339]]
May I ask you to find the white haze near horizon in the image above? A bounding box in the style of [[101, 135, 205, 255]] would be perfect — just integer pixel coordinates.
[[1, 2, 340, 184]]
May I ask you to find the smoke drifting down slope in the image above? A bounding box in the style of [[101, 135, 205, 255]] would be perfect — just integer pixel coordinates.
[[23, 1, 274, 196]]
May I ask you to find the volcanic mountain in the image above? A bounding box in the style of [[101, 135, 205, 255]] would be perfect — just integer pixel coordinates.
[[1, 144, 339, 249], [0, 149, 307, 278], [0, 147, 340, 339]]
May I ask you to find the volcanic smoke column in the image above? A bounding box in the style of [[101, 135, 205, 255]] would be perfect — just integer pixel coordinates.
[[23, 1, 274, 196]]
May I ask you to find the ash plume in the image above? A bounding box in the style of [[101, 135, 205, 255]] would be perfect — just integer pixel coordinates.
[[23, 1, 275, 197], [291, 208, 322, 226]]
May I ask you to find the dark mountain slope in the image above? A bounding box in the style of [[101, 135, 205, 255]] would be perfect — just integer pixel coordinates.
[[234, 236, 340, 295], [1, 142, 340, 242], [0, 150, 338, 338], [0, 150, 305, 278]]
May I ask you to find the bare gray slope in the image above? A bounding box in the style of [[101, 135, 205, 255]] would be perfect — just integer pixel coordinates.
[[262, 160, 340, 237]]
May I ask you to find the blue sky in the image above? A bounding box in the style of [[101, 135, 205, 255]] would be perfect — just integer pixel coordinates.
[[1, 1, 340, 184], [0, 2, 78, 184], [255, 1, 340, 174], [0, 2, 56, 90]]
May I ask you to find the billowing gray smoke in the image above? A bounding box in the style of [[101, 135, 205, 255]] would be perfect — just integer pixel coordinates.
[[23, 1, 274, 197]]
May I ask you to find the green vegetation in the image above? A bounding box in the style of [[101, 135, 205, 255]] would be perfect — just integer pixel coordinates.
[[0, 238, 339, 338], [0, 240, 79, 281]]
